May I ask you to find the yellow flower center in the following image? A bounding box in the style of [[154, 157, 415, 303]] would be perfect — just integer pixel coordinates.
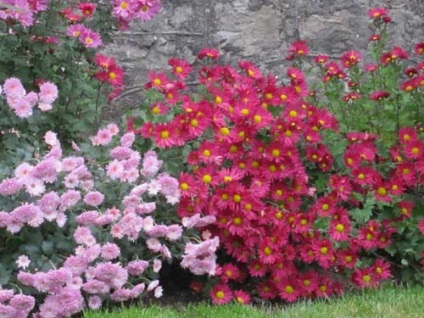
[[220, 127, 230, 136], [285, 285, 294, 293], [233, 194, 241, 203], [264, 246, 272, 255], [160, 130, 169, 139], [190, 119, 198, 127], [320, 247, 328, 254], [202, 175, 212, 183], [216, 291, 225, 299], [289, 110, 298, 117], [335, 224, 345, 232], [233, 217, 242, 225], [180, 183, 189, 191], [377, 187, 387, 196]]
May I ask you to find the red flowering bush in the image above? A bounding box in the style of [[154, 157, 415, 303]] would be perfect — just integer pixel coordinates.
[[131, 7, 424, 304]]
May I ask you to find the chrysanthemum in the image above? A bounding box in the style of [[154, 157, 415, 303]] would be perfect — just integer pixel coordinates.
[[168, 57, 192, 79], [341, 50, 362, 68], [135, 0, 162, 21], [79, 28, 102, 48], [83, 191, 104, 207], [210, 283, 233, 305], [66, 24, 86, 38], [197, 47, 220, 60], [78, 2, 97, 17]]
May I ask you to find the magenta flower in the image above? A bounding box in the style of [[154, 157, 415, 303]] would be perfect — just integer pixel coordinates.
[[79, 28, 102, 48]]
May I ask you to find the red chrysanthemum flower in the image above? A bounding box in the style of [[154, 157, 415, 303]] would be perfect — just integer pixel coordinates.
[[238, 60, 263, 79], [351, 166, 380, 186], [403, 139, 424, 159], [329, 216, 351, 241], [312, 195, 338, 217], [219, 263, 241, 283], [352, 267, 379, 288], [390, 46, 410, 61], [198, 47, 220, 60], [373, 180, 391, 202], [338, 248, 359, 269], [398, 126, 418, 144], [210, 284, 233, 305], [248, 260, 267, 277], [94, 53, 116, 69], [312, 239, 335, 269], [178, 172, 201, 198], [314, 54, 329, 65], [341, 50, 362, 68], [369, 90, 390, 101], [257, 281, 278, 299], [288, 40, 309, 57], [78, 2, 97, 18], [415, 42, 424, 55], [388, 176, 406, 196], [357, 221, 380, 250], [394, 162, 416, 186], [168, 57, 192, 80], [372, 259, 392, 280], [368, 7, 389, 20], [278, 278, 301, 302], [147, 71, 170, 90], [152, 122, 181, 148], [258, 238, 280, 264], [234, 290, 251, 304]]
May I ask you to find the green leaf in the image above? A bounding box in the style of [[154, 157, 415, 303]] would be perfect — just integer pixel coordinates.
[[42, 241, 54, 255]]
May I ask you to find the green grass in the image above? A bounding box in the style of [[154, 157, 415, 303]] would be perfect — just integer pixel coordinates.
[[84, 285, 424, 318]]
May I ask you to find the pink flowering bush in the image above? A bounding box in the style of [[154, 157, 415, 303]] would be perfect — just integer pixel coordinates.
[[0, 124, 218, 317]]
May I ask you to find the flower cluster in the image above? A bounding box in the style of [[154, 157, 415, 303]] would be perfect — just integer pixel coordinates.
[[0, 289, 35, 318], [112, 0, 162, 29], [0, 0, 49, 28], [0, 123, 214, 317], [132, 7, 424, 304], [1, 77, 58, 118]]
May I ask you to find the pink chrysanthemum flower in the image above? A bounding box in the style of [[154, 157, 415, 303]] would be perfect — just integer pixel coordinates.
[[79, 28, 102, 48], [3, 77, 26, 96], [66, 23, 86, 38], [88, 295, 102, 310], [134, 0, 162, 22], [141, 150, 163, 178], [112, 0, 137, 19], [0, 178, 22, 196], [126, 260, 149, 275], [16, 255, 31, 269], [38, 82, 58, 104], [106, 159, 124, 179], [12, 97, 33, 118], [101, 242, 121, 260], [91, 128, 113, 146], [83, 191, 105, 207], [107, 123, 120, 135]]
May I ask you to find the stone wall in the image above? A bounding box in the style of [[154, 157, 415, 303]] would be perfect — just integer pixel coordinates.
[[105, 0, 424, 116]]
